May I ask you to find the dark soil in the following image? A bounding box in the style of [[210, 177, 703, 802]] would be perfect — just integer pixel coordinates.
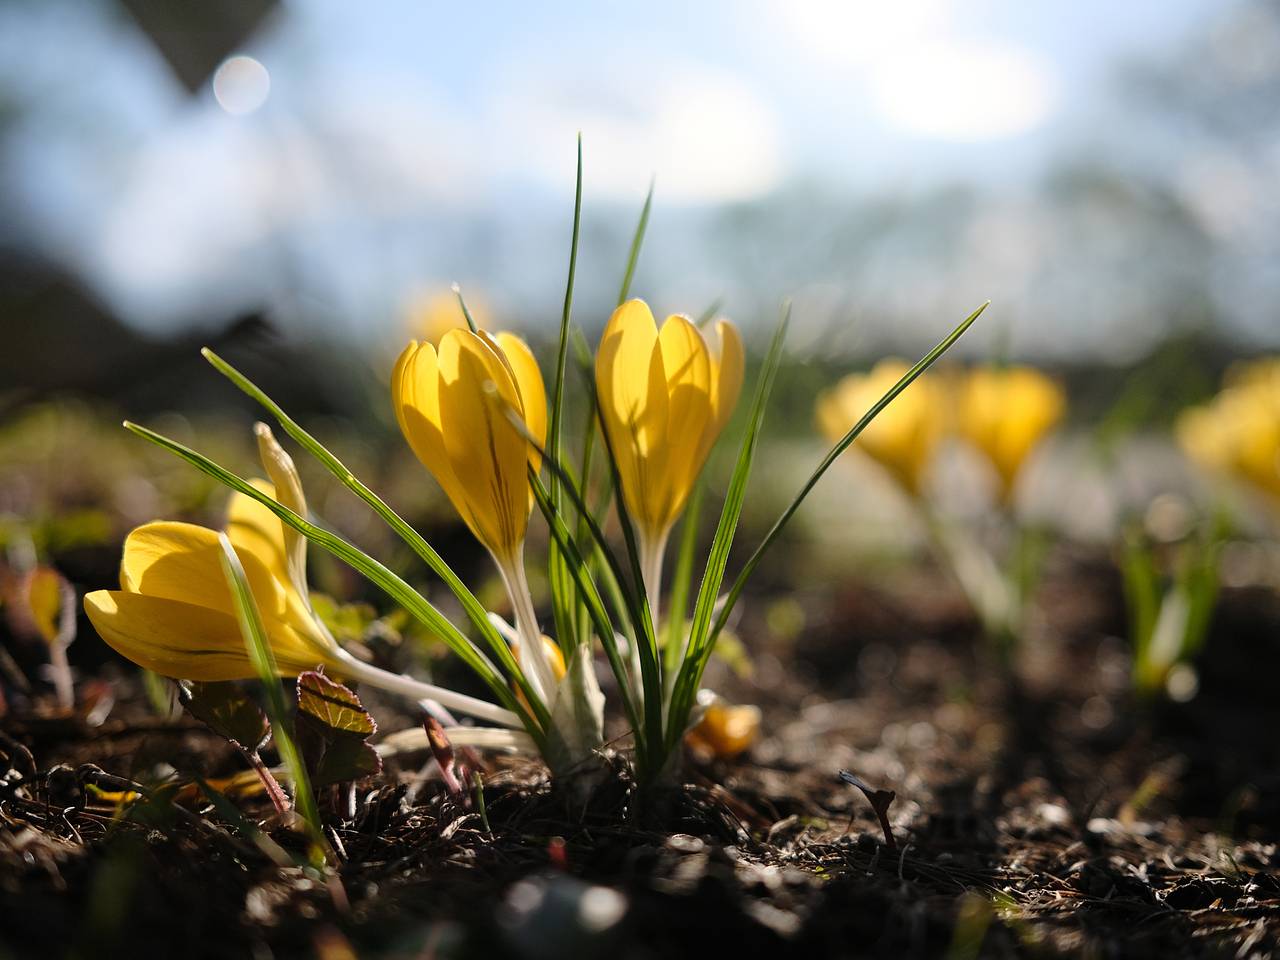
[[2, 558, 1278, 959]]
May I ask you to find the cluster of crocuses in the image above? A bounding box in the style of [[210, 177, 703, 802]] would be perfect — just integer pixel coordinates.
[[816, 360, 1065, 648], [84, 164, 982, 789]]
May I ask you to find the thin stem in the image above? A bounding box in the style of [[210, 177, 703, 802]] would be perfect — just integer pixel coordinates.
[[330, 648, 523, 729], [640, 529, 669, 633], [494, 549, 559, 709], [244, 749, 290, 816]]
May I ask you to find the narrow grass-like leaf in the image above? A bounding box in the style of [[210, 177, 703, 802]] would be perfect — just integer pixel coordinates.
[[528, 468, 643, 747], [665, 306, 790, 753], [492, 388, 660, 755], [546, 134, 585, 654], [695, 298, 724, 328], [198, 349, 544, 723], [217, 533, 330, 863], [617, 178, 654, 305], [124, 420, 542, 739], [662, 481, 703, 685], [492, 394, 644, 644], [709, 300, 988, 645], [590, 397, 665, 756], [452, 283, 480, 333]]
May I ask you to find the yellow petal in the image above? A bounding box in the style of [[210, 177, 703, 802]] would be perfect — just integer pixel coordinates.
[[493, 331, 547, 474], [226, 479, 289, 588], [650, 314, 712, 532], [119, 521, 290, 620], [254, 422, 310, 598], [711, 319, 745, 432], [957, 366, 1064, 499], [696, 318, 745, 467], [816, 360, 942, 495], [85, 590, 329, 682], [394, 340, 474, 522], [437, 328, 532, 557], [595, 299, 671, 537]]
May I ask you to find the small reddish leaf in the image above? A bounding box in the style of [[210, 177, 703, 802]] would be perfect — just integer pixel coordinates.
[[297, 670, 375, 735], [294, 670, 381, 788], [424, 715, 467, 798]]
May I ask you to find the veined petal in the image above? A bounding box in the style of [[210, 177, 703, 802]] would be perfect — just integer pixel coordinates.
[[596, 299, 671, 536], [85, 590, 330, 682], [652, 314, 712, 532], [119, 521, 289, 620], [394, 340, 474, 523], [694, 317, 745, 472], [708, 319, 745, 437], [437, 328, 532, 557], [493, 331, 547, 474]]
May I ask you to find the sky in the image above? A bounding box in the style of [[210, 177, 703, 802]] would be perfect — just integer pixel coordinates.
[[0, 0, 1257, 359]]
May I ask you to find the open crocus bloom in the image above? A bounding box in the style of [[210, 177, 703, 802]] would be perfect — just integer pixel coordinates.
[[595, 299, 744, 557], [85, 483, 340, 682], [393, 328, 547, 566], [956, 366, 1065, 502], [816, 359, 944, 497]]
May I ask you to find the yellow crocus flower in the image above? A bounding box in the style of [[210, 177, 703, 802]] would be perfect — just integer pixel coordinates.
[[956, 366, 1065, 501], [393, 327, 547, 563], [594, 299, 744, 583], [393, 326, 560, 704], [85, 485, 340, 682], [87, 424, 521, 728], [816, 359, 943, 497], [1177, 358, 1280, 502]]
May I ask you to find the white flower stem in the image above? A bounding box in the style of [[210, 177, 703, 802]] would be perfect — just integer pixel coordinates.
[[329, 647, 523, 729], [640, 529, 669, 632], [494, 547, 559, 710]]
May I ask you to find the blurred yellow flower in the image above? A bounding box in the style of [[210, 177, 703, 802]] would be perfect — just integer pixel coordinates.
[[956, 365, 1065, 501], [393, 328, 547, 563], [84, 483, 338, 682], [595, 299, 744, 545], [816, 359, 944, 496], [685, 700, 761, 759], [404, 289, 491, 345], [1177, 358, 1280, 502]]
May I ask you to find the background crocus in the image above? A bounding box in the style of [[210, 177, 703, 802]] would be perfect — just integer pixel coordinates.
[[1178, 358, 1280, 505], [816, 359, 944, 498], [594, 299, 743, 618], [956, 365, 1065, 502]]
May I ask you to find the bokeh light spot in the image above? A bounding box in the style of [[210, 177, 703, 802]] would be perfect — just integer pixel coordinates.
[[212, 55, 270, 116]]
